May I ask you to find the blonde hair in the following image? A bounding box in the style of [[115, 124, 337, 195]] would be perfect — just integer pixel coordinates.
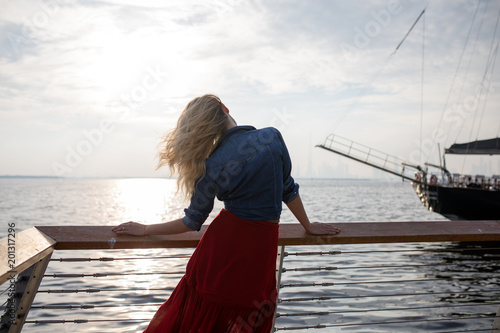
[[158, 94, 228, 199]]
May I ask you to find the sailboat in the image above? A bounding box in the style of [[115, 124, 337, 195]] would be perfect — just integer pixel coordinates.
[[317, 135, 500, 221], [318, 5, 500, 221], [409, 138, 500, 220]]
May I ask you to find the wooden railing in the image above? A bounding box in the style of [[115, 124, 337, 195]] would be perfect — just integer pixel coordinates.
[[1, 220, 500, 332]]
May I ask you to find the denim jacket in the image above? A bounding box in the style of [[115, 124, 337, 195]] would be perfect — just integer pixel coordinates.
[[183, 126, 300, 231]]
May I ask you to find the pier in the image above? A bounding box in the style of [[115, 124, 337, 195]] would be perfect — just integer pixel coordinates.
[[1, 220, 500, 332]]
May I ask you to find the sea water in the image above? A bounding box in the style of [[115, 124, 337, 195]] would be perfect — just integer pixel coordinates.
[[0, 178, 498, 332]]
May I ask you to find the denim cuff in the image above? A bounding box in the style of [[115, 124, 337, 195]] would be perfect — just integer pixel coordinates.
[[182, 215, 202, 231], [283, 183, 300, 204]]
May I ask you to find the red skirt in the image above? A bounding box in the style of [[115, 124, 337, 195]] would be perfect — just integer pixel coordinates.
[[144, 209, 279, 333]]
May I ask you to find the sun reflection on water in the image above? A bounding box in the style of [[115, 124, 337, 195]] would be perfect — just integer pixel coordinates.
[[103, 178, 194, 328], [110, 178, 186, 225]]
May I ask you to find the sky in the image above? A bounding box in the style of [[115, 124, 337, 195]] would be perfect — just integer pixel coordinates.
[[1, 0, 499, 179]]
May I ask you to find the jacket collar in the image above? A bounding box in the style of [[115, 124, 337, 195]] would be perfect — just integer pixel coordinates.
[[214, 125, 256, 150]]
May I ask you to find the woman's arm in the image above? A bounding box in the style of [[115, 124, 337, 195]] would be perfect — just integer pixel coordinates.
[[286, 194, 341, 235], [112, 218, 193, 236]]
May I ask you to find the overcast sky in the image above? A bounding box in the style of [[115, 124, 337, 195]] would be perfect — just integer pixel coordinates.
[[1, 0, 499, 179]]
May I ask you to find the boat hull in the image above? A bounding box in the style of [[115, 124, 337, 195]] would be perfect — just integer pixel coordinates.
[[412, 182, 500, 220]]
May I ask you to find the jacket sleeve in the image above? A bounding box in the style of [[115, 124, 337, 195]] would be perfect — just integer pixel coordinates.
[[275, 129, 300, 204], [182, 172, 216, 231]]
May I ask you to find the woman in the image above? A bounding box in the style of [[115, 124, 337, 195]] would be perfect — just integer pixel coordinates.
[[113, 94, 340, 332]]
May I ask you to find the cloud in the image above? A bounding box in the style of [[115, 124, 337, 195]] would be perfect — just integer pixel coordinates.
[[0, 0, 499, 177]]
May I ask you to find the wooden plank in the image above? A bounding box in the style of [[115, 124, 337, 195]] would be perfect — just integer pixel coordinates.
[[35, 226, 203, 250], [36, 220, 500, 251], [277, 220, 500, 246], [0, 228, 56, 285]]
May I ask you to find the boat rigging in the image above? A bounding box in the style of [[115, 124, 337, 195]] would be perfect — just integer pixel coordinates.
[[318, 3, 500, 220]]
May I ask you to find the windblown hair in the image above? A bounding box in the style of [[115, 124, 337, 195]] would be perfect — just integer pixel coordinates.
[[157, 94, 228, 199]]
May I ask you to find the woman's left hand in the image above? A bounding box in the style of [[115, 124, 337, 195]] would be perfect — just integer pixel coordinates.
[[305, 222, 341, 235], [112, 221, 146, 236]]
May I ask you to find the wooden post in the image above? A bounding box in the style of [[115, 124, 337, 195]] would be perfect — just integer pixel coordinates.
[[491, 304, 500, 332], [271, 245, 286, 332], [0, 227, 56, 333], [0, 254, 52, 333], [0, 227, 56, 285]]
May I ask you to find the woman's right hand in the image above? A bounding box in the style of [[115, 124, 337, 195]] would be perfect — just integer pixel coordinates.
[[305, 222, 341, 235], [112, 221, 146, 236]]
